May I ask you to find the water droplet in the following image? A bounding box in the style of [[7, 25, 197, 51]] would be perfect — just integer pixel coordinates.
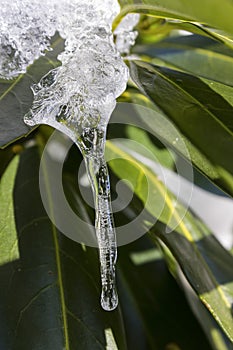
[[172, 137, 179, 145]]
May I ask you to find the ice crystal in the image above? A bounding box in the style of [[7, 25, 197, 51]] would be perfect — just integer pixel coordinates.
[[114, 13, 140, 54], [23, 0, 128, 132], [0, 0, 57, 79]]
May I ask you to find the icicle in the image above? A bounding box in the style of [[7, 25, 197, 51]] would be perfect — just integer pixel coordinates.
[[79, 127, 117, 310], [0, 0, 139, 311]]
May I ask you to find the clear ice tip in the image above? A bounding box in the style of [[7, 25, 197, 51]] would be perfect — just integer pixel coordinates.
[[101, 285, 118, 311]]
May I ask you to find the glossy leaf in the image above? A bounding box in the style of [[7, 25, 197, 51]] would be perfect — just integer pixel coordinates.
[[0, 35, 64, 148], [130, 60, 233, 196], [136, 17, 233, 49], [134, 34, 233, 86], [120, 89, 223, 184], [117, 0, 233, 36], [106, 139, 233, 342], [117, 235, 213, 350], [125, 125, 175, 169], [153, 238, 232, 350], [167, 23, 233, 50], [203, 80, 233, 108], [0, 147, 126, 350]]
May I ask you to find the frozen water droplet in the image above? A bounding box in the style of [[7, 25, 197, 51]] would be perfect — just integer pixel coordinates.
[[172, 137, 179, 145]]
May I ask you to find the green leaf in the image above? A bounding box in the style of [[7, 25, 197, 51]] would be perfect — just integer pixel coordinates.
[[0, 35, 64, 149], [125, 125, 175, 169], [0, 155, 19, 265], [166, 23, 233, 50], [117, 236, 214, 350], [203, 79, 233, 108], [156, 240, 232, 350], [129, 60, 233, 196], [118, 90, 222, 188], [155, 224, 233, 345], [117, 0, 233, 36], [136, 17, 233, 49], [134, 35, 233, 86], [106, 139, 233, 342], [0, 146, 126, 349]]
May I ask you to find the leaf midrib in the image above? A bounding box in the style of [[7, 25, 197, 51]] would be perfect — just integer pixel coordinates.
[[38, 143, 70, 350], [0, 75, 23, 101]]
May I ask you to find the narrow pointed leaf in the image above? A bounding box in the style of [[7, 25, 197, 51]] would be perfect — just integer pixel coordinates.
[[121, 89, 223, 185], [117, 235, 214, 350], [106, 139, 233, 341], [0, 147, 126, 350], [117, 0, 233, 36], [134, 35, 233, 86], [130, 60, 233, 196], [0, 156, 19, 265]]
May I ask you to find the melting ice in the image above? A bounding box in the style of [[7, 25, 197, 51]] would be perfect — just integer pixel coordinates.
[[0, 0, 139, 310]]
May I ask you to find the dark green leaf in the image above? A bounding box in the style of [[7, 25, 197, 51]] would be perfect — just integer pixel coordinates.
[[130, 60, 233, 196], [0, 35, 64, 148], [125, 125, 175, 169], [154, 224, 233, 346], [0, 147, 126, 350], [167, 23, 233, 50], [106, 139, 233, 342], [116, 90, 222, 190], [117, 235, 214, 350], [136, 17, 233, 49], [134, 35, 233, 86], [151, 236, 232, 350], [167, 22, 233, 49]]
